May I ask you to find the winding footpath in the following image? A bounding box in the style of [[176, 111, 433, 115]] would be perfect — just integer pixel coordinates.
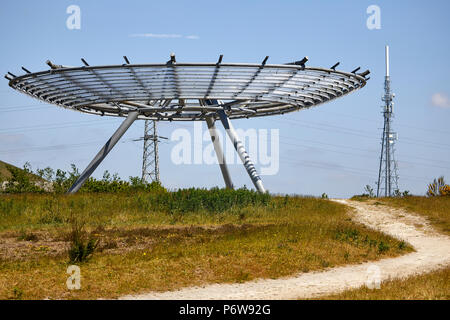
[[120, 200, 450, 299]]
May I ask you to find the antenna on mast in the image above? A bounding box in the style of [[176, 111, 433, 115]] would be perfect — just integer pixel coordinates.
[[377, 45, 399, 197]]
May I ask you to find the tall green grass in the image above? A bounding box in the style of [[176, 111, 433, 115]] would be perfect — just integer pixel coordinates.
[[0, 188, 272, 231]]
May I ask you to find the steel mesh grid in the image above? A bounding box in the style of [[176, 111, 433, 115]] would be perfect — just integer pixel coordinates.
[[8, 62, 367, 121]]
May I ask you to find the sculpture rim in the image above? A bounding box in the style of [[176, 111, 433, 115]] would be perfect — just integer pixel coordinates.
[[8, 62, 368, 121]]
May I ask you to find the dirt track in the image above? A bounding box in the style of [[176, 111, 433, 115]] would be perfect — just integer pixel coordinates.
[[120, 200, 450, 300]]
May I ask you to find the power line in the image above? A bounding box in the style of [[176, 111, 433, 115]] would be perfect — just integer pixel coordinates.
[[279, 139, 450, 171], [269, 117, 450, 151], [0, 119, 121, 134], [0, 138, 136, 155], [0, 103, 47, 108], [0, 140, 105, 154], [326, 111, 450, 136], [279, 156, 430, 183], [0, 104, 53, 113], [280, 135, 450, 166]]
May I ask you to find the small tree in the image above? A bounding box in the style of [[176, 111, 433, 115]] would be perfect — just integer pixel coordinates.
[[3, 163, 42, 193], [36, 167, 55, 181]]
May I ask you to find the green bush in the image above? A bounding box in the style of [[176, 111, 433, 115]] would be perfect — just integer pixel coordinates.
[[1, 163, 166, 194], [377, 241, 390, 253], [67, 217, 99, 263], [2, 163, 43, 193], [137, 186, 270, 214]]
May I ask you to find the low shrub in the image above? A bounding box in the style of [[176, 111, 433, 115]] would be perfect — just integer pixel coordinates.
[[67, 216, 99, 263], [1, 163, 166, 194]]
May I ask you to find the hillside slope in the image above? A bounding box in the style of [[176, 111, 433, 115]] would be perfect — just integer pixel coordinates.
[[0, 160, 43, 182]]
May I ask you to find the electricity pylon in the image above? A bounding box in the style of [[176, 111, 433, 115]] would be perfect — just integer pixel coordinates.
[[134, 120, 167, 183]]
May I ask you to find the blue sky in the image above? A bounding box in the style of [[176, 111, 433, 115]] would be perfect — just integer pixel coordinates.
[[1, 0, 449, 197]]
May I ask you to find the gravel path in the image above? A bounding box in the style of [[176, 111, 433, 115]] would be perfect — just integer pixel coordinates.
[[120, 199, 450, 300]]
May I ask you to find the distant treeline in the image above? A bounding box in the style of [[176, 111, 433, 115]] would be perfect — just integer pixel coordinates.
[[1, 162, 164, 194]]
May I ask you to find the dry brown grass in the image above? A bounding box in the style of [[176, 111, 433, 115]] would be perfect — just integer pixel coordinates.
[[320, 266, 450, 300], [0, 194, 412, 299], [379, 196, 450, 235]]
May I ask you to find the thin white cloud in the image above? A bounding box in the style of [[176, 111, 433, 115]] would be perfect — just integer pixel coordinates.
[[130, 33, 182, 38], [129, 33, 199, 40], [431, 93, 450, 109]]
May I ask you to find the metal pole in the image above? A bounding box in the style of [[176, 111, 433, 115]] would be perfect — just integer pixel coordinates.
[[386, 115, 391, 196], [385, 45, 390, 77], [217, 110, 266, 193], [376, 118, 386, 198], [67, 111, 139, 193], [385, 114, 389, 197], [385, 45, 391, 197], [205, 116, 234, 189]]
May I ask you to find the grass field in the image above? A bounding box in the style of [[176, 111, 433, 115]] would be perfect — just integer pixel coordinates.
[[320, 266, 450, 300], [377, 196, 450, 235], [0, 192, 411, 299], [352, 195, 450, 235]]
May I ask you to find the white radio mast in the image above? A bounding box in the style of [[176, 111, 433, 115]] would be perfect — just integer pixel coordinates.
[[377, 45, 399, 197]]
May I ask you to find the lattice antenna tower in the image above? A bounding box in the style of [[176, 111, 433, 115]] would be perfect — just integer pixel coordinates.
[[377, 45, 399, 197]]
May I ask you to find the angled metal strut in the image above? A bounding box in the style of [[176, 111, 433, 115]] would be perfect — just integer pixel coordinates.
[[67, 111, 139, 193], [205, 116, 233, 189], [217, 109, 266, 193]]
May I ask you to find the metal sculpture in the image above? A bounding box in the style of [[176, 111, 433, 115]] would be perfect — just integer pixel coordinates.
[[5, 54, 369, 193]]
